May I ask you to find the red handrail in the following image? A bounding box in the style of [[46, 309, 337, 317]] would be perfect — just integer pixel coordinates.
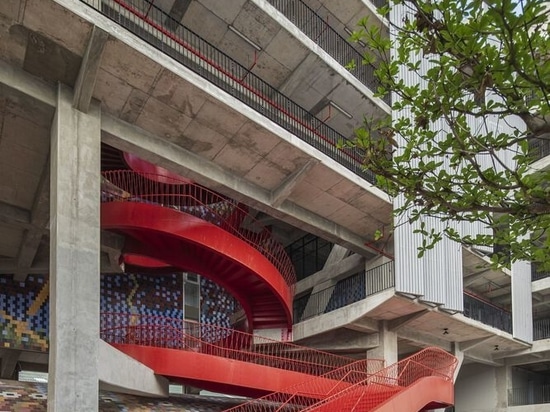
[[101, 170, 296, 291], [223, 359, 386, 411], [301, 347, 457, 411], [225, 347, 456, 411], [100, 313, 367, 376]]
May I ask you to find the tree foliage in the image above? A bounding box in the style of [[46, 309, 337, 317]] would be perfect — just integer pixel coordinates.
[[350, 0, 550, 269]]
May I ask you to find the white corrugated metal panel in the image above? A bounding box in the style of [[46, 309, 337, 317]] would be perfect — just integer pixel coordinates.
[[512, 260, 533, 343], [394, 194, 425, 297]]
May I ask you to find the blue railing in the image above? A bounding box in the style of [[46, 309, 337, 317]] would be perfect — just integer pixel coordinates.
[[509, 384, 550, 406], [532, 263, 550, 281], [529, 138, 550, 162], [266, 0, 390, 104], [463, 292, 512, 333], [81, 0, 379, 185], [293, 261, 394, 323], [534, 318, 550, 340]]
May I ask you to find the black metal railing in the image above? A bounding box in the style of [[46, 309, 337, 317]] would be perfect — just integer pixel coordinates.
[[532, 263, 550, 281], [266, 0, 390, 104], [463, 292, 512, 333], [293, 261, 394, 323], [509, 384, 550, 406], [534, 318, 550, 340], [81, 0, 378, 185], [529, 137, 550, 162]]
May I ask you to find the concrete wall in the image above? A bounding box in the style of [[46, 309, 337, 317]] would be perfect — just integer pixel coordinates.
[[454, 363, 508, 412]]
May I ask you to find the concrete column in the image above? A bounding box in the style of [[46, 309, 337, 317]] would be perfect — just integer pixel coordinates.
[[48, 85, 101, 411], [367, 321, 398, 365], [495, 364, 512, 410]]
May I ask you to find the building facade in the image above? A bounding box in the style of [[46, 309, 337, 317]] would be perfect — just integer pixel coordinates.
[[0, 0, 548, 410]]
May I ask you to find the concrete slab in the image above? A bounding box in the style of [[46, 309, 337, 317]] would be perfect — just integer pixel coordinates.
[[253, 51, 291, 88], [93, 68, 134, 116], [151, 69, 209, 118], [180, 1, 227, 45], [135, 96, 193, 141], [197, 0, 246, 24], [264, 27, 309, 71], [0, 224, 23, 257], [179, 120, 228, 160], [23, 0, 90, 55], [194, 98, 248, 137], [233, 1, 281, 50], [244, 159, 290, 190], [0, 0, 21, 21], [0, 20, 27, 66], [101, 39, 163, 92]]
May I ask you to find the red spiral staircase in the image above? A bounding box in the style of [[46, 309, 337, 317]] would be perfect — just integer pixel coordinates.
[[100, 169, 457, 409]]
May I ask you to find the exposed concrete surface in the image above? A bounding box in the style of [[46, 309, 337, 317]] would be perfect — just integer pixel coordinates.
[[48, 85, 101, 411], [98, 340, 169, 398]]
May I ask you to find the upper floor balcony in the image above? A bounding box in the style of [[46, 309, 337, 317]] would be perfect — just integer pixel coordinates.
[[79, 0, 385, 185]]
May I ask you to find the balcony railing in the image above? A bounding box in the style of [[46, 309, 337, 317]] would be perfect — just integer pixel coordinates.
[[265, 0, 390, 104], [532, 263, 550, 281], [81, 0, 378, 185], [509, 384, 550, 406], [463, 292, 512, 333], [294, 261, 394, 323], [533, 318, 550, 340], [529, 137, 550, 162]]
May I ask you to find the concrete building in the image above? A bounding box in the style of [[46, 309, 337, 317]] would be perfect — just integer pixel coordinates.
[[0, 0, 548, 411]]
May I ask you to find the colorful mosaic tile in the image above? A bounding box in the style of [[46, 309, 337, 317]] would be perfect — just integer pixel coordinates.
[[0, 379, 245, 411]]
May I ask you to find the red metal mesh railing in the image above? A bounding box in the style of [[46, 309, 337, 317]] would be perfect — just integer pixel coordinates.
[[301, 347, 457, 411], [101, 170, 296, 290], [100, 313, 368, 376], [225, 347, 456, 411], [223, 358, 386, 412]]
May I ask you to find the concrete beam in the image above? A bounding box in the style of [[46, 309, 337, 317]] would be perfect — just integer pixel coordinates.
[[13, 161, 50, 282], [73, 26, 109, 112], [295, 329, 379, 352], [346, 317, 380, 333], [296, 253, 365, 294], [463, 268, 491, 287], [0, 201, 34, 231], [48, 85, 101, 411], [465, 352, 504, 367], [101, 114, 379, 257], [398, 327, 453, 352], [98, 340, 168, 397], [270, 159, 318, 208], [0, 349, 21, 379], [0, 59, 56, 107], [387, 310, 429, 332], [323, 244, 350, 268], [458, 336, 496, 352]]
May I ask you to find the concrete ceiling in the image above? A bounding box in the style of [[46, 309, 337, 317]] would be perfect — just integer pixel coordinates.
[[0, 0, 392, 280]]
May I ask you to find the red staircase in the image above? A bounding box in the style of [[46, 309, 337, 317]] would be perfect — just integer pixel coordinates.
[[100, 313, 379, 398], [100, 170, 457, 409], [101, 170, 295, 330], [226, 347, 457, 411]]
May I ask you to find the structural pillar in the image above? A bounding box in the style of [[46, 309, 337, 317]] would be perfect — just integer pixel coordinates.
[[48, 84, 101, 411], [367, 320, 398, 365]]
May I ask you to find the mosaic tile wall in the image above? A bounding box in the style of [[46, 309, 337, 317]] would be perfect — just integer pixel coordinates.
[[0, 379, 244, 411], [100, 273, 184, 328], [1, 273, 241, 351], [0, 275, 49, 351]]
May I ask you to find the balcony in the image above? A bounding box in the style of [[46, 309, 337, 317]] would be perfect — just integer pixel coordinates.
[[265, 0, 390, 104], [463, 292, 512, 334], [294, 263, 514, 335], [529, 137, 550, 162], [293, 261, 394, 323], [534, 318, 550, 340], [80, 0, 378, 184], [532, 263, 550, 281], [509, 384, 550, 406]]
